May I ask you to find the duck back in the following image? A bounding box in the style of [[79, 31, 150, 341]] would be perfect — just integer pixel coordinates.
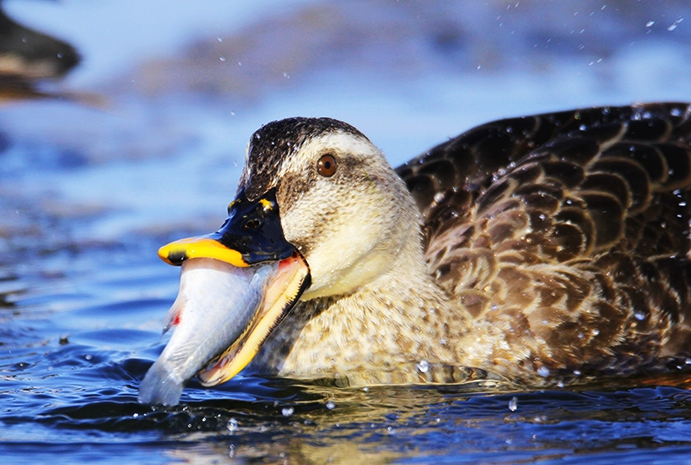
[[397, 103, 691, 380]]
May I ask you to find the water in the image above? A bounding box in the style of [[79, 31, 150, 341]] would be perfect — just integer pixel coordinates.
[[2, 0, 691, 463]]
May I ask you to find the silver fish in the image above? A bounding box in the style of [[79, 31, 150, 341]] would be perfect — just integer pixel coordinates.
[[138, 258, 277, 406]]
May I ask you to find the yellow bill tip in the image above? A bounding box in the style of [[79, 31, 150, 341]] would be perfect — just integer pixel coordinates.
[[158, 237, 250, 267]]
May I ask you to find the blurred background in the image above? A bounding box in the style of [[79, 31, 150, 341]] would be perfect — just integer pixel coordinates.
[[1, 0, 690, 254]]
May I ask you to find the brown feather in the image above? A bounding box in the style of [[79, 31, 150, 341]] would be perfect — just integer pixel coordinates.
[[397, 103, 691, 381]]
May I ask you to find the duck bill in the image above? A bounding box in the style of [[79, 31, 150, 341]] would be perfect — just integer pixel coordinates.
[[156, 187, 312, 385], [158, 188, 295, 268]]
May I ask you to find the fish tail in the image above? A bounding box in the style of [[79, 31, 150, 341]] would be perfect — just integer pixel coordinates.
[[138, 360, 184, 406]]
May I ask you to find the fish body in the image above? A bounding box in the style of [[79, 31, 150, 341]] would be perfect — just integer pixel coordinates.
[[138, 258, 277, 406]]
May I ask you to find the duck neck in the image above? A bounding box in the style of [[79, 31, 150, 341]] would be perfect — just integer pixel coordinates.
[[254, 221, 472, 379], [353, 232, 471, 357]]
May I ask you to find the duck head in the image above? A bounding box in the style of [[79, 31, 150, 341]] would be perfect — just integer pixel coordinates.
[[156, 117, 421, 387]]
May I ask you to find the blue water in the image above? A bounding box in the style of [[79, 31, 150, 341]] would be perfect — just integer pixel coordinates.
[[2, 0, 691, 463]]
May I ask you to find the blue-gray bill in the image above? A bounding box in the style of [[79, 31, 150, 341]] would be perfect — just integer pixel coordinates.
[[138, 258, 277, 406]]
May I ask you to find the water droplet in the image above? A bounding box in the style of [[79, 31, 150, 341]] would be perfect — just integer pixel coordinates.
[[592, 329, 600, 336], [508, 396, 518, 411], [217, 37, 223, 42], [434, 192, 445, 203], [573, 369, 582, 376], [417, 360, 430, 373], [646, 21, 655, 27], [634, 311, 646, 321], [326, 401, 335, 410], [282, 407, 294, 417], [537, 366, 550, 377], [219, 56, 226, 62], [283, 72, 290, 79], [227, 418, 238, 431]]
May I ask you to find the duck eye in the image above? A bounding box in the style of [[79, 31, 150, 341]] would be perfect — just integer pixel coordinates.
[[317, 154, 337, 177]]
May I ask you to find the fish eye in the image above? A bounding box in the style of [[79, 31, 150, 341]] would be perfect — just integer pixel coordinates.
[[316, 154, 337, 177]]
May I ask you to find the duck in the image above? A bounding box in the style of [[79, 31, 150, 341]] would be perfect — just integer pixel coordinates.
[[0, 5, 80, 102], [149, 102, 691, 397]]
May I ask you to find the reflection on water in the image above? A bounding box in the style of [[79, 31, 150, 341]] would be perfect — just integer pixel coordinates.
[[2, 0, 691, 463]]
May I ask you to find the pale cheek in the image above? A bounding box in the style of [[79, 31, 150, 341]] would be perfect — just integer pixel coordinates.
[[279, 181, 396, 298], [302, 216, 396, 299], [310, 221, 376, 273], [280, 198, 316, 253]]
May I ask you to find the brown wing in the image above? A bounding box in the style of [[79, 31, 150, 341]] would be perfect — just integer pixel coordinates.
[[396, 103, 691, 379]]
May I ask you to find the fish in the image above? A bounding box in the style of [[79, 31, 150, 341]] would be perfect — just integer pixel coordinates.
[[138, 258, 277, 406]]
